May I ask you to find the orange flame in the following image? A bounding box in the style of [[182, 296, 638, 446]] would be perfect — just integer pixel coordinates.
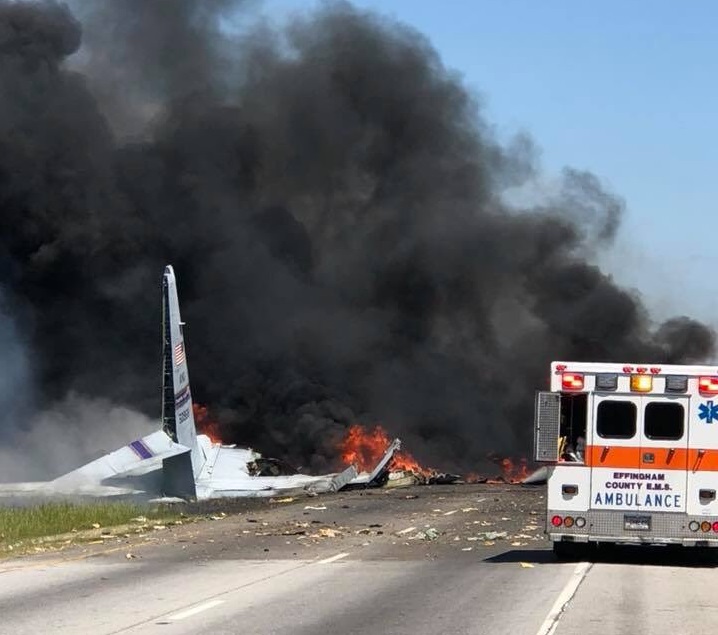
[[193, 404, 222, 444], [501, 457, 529, 483], [480, 456, 530, 484], [464, 458, 530, 484], [339, 424, 432, 477]]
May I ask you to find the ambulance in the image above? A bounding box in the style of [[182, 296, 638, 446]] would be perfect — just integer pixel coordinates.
[[534, 361, 718, 556]]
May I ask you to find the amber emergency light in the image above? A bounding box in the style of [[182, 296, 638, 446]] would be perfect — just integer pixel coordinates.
[[630, 374, 653, 392]]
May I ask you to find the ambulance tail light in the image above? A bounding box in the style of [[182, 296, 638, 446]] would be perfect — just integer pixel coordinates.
[[689, 521, 700, 532], [630, 374, 653, 392], [551, 515, 563, 527], [699, 377, 718, 396], [713, 522, 718, 533], [701, 521, 711, 533], [562, 373, 584, 391], [575, 517, 586, 528], [563, 516, 575, 528]]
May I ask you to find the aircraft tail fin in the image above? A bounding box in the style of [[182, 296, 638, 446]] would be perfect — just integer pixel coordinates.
[[162, 265, 204, 478]]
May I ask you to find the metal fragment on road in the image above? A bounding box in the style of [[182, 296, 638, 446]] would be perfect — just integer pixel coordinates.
[[409, 527, 439, 541], [474, 531, 507, 540]]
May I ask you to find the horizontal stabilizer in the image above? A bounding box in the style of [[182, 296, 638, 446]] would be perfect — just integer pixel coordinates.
[[51, 430, 189, 490]]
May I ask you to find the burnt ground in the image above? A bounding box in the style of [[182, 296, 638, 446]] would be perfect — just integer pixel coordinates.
[[5, 483, 550, 566]]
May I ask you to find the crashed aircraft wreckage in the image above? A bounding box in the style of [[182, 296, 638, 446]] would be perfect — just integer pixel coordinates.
[[0, 266, 399, 501]]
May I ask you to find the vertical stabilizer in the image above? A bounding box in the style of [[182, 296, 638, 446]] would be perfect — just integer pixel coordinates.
[[162, 265, 204, 478]]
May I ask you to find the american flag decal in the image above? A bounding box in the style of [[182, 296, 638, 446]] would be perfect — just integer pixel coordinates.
[[174, 341, 186, 366]]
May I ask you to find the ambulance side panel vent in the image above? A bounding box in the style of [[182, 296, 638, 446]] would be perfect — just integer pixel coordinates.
[[534, 391, 561, 462]]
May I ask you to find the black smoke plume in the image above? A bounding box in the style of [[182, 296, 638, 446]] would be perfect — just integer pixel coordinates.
[[0, 0, 712, 473]]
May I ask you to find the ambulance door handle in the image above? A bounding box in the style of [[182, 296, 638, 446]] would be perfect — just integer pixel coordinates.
[[666, 448, 675, 464], [693, 450, 706, 471], [643, 452, 655, 464], [600, 446, 610, 462]]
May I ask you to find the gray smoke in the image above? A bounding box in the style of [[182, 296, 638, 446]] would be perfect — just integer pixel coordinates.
[[0, 393, 155, 481], [0, 0, 712, 473]]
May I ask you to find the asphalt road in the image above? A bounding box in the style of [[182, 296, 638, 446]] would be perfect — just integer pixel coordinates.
[[1, 484, 716, 634]]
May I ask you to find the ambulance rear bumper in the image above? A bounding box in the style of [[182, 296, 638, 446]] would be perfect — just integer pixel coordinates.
[[549, 533, 718, 547], [547, 509, 718, 546]]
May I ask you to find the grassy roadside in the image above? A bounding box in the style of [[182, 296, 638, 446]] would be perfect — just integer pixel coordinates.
[[0, 501, 193, 558]]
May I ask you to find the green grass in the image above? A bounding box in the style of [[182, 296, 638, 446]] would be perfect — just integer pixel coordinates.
[[0, 501, 178, 546]]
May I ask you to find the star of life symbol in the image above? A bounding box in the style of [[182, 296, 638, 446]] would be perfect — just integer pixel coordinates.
[[699, 401, 718, 423]]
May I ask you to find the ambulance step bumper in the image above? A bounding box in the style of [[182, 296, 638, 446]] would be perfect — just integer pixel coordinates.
[[547, 509, 718, 546], [550, 533, 718, 547]]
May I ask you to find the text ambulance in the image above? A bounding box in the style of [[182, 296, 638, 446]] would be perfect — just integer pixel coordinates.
[[534, 361, 718, 555]]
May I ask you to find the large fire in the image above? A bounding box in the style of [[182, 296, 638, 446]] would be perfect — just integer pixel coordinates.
[[193, 413, 530, 484], [193, 403, 222, 444], [340, 424, 433, 477], [340, 424, 530, 484]]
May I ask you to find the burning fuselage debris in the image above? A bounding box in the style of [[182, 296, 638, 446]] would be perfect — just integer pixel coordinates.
[[0, 266, 399, 501]]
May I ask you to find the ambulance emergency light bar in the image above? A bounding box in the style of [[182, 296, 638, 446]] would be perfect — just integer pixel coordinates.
[[559, 371, 717, 394], [699, 376, 718, 395]]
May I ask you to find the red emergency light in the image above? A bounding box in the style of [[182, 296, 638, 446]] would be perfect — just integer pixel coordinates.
[[699, 376, 718, 395], [562, 373, 584, 391]]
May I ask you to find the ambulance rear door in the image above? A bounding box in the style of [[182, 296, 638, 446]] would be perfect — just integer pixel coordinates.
[[637, 395, 689, 513], [588, 393, 641, 510]]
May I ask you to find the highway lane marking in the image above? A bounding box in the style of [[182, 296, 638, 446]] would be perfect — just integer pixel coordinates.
[[535, 561, 592, 635], [168, 599, 225, 621], [317, 552, 350, 564]]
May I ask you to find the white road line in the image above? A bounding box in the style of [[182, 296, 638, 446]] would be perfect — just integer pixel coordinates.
[[535, 561, 592, 635], [168, 599, 225, 621], [396, 526, 417, 535], [317, 552, 350, 564]]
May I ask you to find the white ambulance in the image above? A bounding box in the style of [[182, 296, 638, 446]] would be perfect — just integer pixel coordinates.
[[534, 361, 718, 556]]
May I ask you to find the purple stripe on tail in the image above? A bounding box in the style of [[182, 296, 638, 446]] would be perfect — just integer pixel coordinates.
[[129, 439, 153, 460]]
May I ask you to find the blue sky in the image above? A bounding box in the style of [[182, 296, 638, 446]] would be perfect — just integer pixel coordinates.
[[258, 0, 718, 326]]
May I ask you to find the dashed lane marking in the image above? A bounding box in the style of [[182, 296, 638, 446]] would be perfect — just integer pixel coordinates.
[[317, 552, 350, 565], [167, 599, 225, 621]]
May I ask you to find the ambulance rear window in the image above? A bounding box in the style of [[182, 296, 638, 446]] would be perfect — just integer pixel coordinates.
[[644, 402, 684, 440], [596, 400, 636, 439]]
